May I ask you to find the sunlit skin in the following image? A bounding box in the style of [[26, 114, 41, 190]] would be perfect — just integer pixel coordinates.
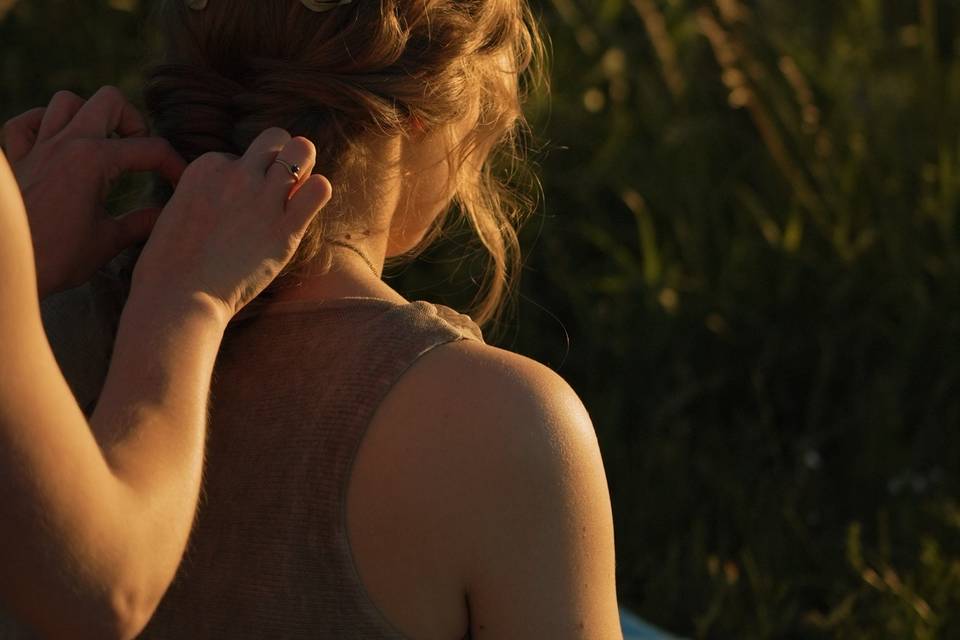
[[268, 107, 623, 638], [0, 87, 331, 640]]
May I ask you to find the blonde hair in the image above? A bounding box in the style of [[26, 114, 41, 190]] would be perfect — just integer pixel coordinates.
[[144, 0, 544, 325]]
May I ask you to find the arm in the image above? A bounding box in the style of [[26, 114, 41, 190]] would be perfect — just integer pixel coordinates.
[[359, 340, 622, 639], [0, 241, 221, 639], [453, 345, 622, 639], [0, 114, 330, 639]]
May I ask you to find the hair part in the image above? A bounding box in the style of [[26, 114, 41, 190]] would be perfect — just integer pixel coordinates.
[[144, 0, 545, 326]]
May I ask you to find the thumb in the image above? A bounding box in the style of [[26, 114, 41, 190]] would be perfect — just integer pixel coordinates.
[[110, 206, 163, 252]]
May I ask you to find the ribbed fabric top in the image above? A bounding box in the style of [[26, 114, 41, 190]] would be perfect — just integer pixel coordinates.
[[0, 296, 482, 639], [143, 297, 482, 638]]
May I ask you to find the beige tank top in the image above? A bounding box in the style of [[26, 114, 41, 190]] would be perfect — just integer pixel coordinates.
[[0, 294, 482, 639]]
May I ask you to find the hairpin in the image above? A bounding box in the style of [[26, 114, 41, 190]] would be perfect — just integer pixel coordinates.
[[185, 0, 354, 12]]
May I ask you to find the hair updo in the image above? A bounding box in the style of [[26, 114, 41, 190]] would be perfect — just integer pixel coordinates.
[[144, 0, 544, 325]]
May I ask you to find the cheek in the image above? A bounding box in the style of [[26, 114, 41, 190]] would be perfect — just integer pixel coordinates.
[[418, 155, 460, 213], [387, 110, 481, 256], [386, 169, 454, 257]]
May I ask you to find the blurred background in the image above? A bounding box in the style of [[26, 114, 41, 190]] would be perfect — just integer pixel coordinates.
[[3, 0, 960, 637]]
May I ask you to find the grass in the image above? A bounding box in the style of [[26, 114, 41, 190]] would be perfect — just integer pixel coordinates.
[[518, 0, 960, 637]]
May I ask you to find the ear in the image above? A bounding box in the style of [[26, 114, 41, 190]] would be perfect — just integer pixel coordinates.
[[408, 114, 427, 138]]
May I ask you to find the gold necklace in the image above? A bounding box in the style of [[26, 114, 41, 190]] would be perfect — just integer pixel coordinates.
[[326, 239, 380, 278]]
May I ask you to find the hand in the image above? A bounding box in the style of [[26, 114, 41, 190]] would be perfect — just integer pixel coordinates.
[[2, 86, 186, 298], [131, 128, 332, 323]]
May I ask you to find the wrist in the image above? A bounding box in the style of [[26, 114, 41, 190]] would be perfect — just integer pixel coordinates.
[[124, 286, 231, 335]]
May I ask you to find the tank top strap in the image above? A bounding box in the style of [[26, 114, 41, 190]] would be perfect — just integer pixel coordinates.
[[136, 298, 482, 638]]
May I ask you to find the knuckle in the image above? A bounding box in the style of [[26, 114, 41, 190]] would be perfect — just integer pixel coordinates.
[[195, 151, 227, 168], [3, 108, 39, 134], [150, 137, 177, 156], [3, 112, 26, 132], [288, 136, 316, 155], [93, 85, 124, 102], [184, 151, 234, 185], [261, 126, 292, 142], [51, 89, 82, 104], [183, 154, 214, 178]]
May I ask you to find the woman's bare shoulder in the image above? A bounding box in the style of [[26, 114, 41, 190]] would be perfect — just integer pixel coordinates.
[[359, 336, 604, 537], [407, 339, 588, 416], [349, 339, 619, 637]]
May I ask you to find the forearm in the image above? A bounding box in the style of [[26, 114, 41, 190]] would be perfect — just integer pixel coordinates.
[[0, 265, 225, 637], [0, 153, 215, 637], [87, 289, 228, 626], [0, 122, 325, 636]]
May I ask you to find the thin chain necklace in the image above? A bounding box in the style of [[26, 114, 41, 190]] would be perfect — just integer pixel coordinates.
[[326, 239, 380, 278]]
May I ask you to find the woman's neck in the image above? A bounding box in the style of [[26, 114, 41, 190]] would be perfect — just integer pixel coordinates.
[[266, 237, 407, 306], [267, 137, 411, 306]]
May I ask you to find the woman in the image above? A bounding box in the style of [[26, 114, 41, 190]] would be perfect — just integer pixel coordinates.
[[0, 87, 331, 639], [23, 0, 621, 637]]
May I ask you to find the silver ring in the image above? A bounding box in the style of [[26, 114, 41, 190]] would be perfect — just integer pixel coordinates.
[[273, 158, 301, 180]]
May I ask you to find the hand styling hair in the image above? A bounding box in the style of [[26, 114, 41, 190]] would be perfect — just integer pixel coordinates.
[[144, 0, 544, 325]]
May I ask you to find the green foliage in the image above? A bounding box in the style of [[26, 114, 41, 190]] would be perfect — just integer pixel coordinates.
[[3, 0, 960, 637], [519, 0, 960, 637]]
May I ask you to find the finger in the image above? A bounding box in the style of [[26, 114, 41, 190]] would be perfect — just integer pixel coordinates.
[[240, 127, 292, 174], [107, 137, 187, 185], [69, 86, 148, 139], [266, 137, 317, 200], [283, 174, 332, 237], [37, 91, 86, 141], [2, 107, 46, 160], [108, 207, 163, 253]]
